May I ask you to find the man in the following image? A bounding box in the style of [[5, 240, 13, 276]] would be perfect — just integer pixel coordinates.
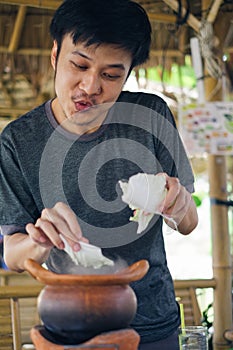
[[0, 0, 198, 349]]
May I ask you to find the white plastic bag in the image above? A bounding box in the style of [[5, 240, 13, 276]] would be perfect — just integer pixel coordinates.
[[119, 173, 167, 233]]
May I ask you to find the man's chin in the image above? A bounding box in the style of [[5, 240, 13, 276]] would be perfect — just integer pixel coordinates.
[[61, 113, 103, 134], [71, 104, 112, 123]]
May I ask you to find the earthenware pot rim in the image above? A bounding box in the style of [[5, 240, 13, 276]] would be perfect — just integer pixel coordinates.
[[24, 258, 149, 286]]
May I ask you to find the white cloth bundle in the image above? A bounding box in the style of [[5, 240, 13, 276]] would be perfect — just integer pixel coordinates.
[[60, 236, 114, 269], [119, 173, 167, 234]]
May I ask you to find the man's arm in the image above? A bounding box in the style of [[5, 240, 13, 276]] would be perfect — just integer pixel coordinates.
[[164, 195, 198, 235], [161, 175, 198, 235], [4, 233, 51, 272]]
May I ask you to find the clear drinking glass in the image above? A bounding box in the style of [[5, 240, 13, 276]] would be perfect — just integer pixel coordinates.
[[179, 326, 208, 350]]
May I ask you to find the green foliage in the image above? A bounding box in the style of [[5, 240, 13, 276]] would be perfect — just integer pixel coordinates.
[[144, 60, 196, 89], [192, 194, 202, 207]]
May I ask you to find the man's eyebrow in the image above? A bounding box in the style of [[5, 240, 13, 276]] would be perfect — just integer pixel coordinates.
[[72, 50, 91, 60], [72, 50, 126, 70]]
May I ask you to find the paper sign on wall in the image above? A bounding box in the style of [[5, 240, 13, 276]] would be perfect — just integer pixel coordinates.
[[179, 102, 233, 156]]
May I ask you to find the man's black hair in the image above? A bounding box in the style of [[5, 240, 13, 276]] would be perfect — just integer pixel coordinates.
[[50, 0, 151, 69]]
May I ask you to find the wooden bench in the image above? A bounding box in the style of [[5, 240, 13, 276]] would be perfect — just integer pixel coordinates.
[[174, 278, 216, 326], [0, 269, 40, 287], [0, 284, 43, 350], [0, 269, 216, 348]]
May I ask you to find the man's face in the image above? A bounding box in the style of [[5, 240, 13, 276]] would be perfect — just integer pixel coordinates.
[[51, 35, 132, 134]]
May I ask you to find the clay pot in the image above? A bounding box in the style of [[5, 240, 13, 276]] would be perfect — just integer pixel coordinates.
[[24, 258, 149, 345]]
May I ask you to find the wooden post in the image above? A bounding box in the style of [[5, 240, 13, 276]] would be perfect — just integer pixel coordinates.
[[207, 0, 223, 24], [0, 0, 61, 9], [203, 1, 233, 348], [8, 5, 27, 53], [208, 155, 232, 350]]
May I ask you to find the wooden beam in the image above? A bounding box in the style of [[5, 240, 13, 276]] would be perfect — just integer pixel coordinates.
[[17, 48, 51, 55], [207, 0, 223, 24], [0, 47, 51, 55], [174, 278, 216, 289], [0, 46, 8, 53], [8, 5, 27, 53], [148, 12, 177, 24], [0, 285, 43, 298], [162, 0, 201, 32], [0, 0, 60, 9], [150, 49, 183, 57], [0, 47, 186, 58], [1, 45, 232, 57]]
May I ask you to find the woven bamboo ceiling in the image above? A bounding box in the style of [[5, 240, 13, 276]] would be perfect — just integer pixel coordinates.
[[0, 0, 233, 118]]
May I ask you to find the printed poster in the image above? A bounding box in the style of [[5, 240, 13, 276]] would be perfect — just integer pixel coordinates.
[[179, 102, 233, 156]]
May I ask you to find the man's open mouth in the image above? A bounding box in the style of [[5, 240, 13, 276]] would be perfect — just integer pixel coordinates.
[[74, 101, 93, 112]]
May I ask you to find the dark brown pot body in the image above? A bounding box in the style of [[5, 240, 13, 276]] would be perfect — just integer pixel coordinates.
[[38, 283, 137, 344]]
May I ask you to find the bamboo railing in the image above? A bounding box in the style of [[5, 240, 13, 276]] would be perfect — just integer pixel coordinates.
[[0, 284, 43, 350]]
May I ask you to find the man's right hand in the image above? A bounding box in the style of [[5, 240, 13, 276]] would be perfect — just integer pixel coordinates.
[[4, 202, 88, 272], [26, 202, 89, 252]]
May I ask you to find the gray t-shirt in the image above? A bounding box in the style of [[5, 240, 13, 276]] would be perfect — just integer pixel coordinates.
[[0, 91, 194, 343]]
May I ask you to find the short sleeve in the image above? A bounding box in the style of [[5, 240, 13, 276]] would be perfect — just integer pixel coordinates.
[[0, 127, 40, 228], [152, 100, 195, 192]]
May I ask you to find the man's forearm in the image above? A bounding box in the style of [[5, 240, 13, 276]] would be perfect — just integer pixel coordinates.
[[165, 197, 198, 235], [4, 233, 51, 272]]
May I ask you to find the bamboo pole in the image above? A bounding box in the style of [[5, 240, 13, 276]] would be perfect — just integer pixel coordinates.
[[0, 285, 43, 298], [173, 279, 216, 289], [202, 1, 233, 348], [207, 0, 223, 24], [148, 12, 177, 24], [13, 48, 51, 55], [162, 0, 201, 32], [10, 297, 22, 349], [150, 49, 183, 58], [8, 5, 27, 53], [1, 46, 233, 57], [0, 0, 61, 9], [208, 155, 232, 350]]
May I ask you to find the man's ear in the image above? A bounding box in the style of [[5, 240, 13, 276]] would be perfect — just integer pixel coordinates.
[[51, 41, 58, 69]]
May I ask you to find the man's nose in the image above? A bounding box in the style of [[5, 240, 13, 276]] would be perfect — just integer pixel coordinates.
[[79, 73, 102, 96]]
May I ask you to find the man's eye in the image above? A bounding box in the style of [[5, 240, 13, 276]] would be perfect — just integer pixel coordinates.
[[103, 72, 120, 80], [71, 61, 87, 70]]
